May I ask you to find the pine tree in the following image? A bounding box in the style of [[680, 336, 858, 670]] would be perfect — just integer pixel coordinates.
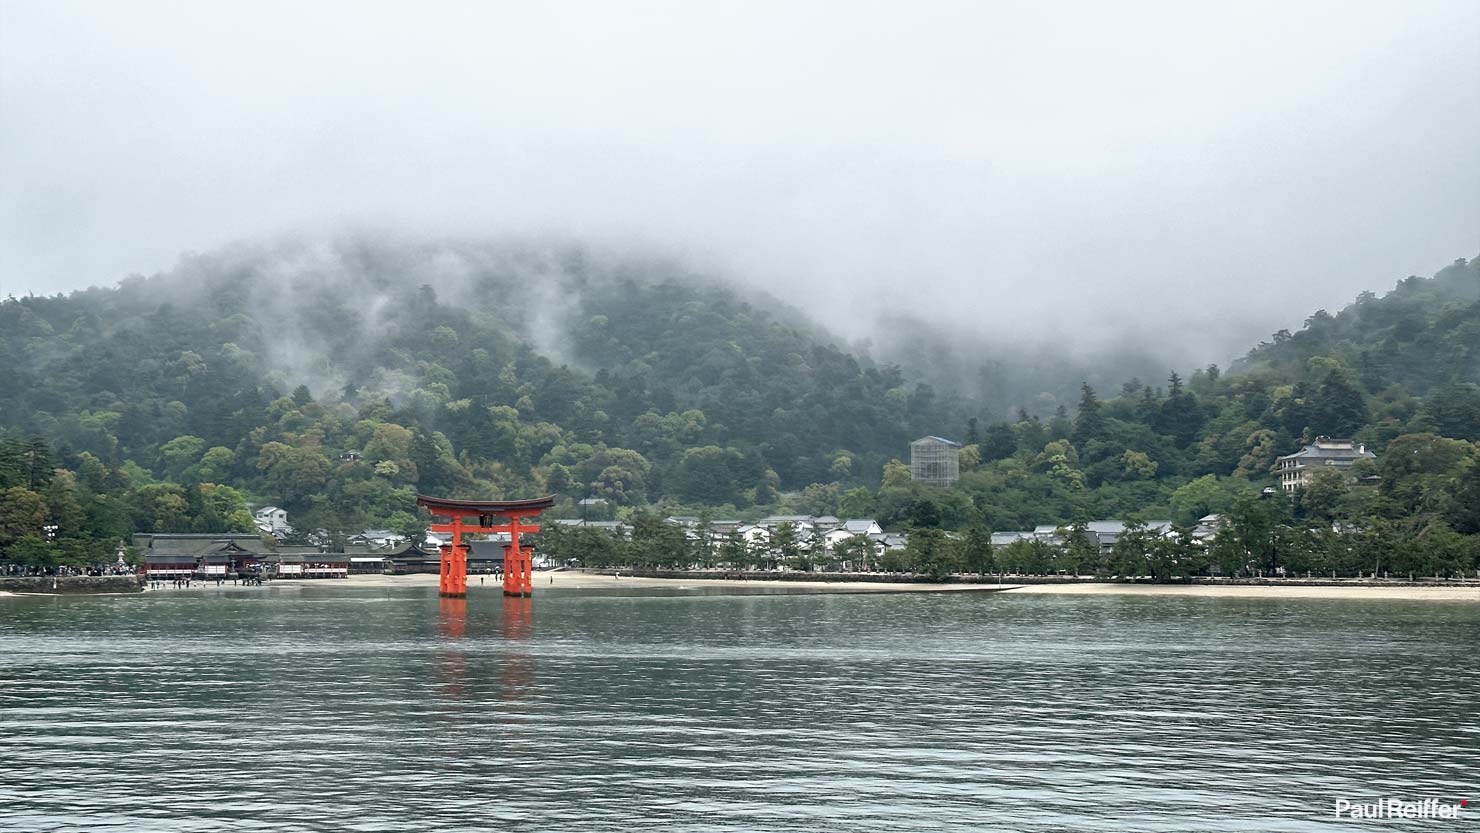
[[1311, 369, 1368, 437], [23, 437, 52, 490], [0, 439, 23, 489], [1157, 373, 1203, 447], [1072, 382, 1105, 446], [961, 525, 994, 575]]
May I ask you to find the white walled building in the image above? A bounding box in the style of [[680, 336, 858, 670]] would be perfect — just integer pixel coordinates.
[[253, 506, 290, 537]]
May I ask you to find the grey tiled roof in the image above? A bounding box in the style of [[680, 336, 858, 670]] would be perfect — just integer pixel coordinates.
[[133, 534, 267, 555], [1278, 438, 1376, 463]]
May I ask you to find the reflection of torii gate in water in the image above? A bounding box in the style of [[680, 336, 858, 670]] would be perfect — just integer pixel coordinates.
[[416, 494, 556, 598]]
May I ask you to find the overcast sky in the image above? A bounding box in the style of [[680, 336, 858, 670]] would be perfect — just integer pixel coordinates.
[[2, 1, 1477, 362]]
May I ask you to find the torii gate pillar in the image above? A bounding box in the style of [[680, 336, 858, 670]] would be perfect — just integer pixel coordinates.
[[416, 494, 556, 599]]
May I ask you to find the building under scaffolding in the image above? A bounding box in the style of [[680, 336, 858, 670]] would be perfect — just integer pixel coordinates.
[[910, 436, 961, 487]]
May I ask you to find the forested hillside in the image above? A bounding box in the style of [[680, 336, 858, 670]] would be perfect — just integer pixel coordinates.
[[0, 239, 964, 557], [1, 240, 1478, 567]]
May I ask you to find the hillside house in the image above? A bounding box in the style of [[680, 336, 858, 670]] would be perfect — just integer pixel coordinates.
[[1275, 437, 1377, 492], [737, 524, 770, 546], [553, 519, 629, 536], [1192, 514, 1222, 541], [253, 506, 290, 537], [821, 519, 883, 552], [758, 515, 817, 533], [870, 532, 909, 552], [349, 529, 405, 548]]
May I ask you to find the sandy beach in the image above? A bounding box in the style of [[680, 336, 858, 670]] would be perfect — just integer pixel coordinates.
[[251, 571, 1480, 601], [999, 582, 1480, 602]]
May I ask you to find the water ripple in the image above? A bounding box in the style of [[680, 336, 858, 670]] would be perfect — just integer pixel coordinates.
[[1, 588, 1476, 832]]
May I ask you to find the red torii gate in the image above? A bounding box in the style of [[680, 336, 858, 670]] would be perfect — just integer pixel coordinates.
[[416, 494, 556, 598]]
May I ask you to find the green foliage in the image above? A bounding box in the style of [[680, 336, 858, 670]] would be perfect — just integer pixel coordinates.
[[1169, 475, 1235, 525], [903, 527, 958, 580], [1059, 520, 1099, 576], [0, 486, 48, 545], [832, 533, 878, 570], [1, 248, 1478, 571], [959, 526, 994, 575]]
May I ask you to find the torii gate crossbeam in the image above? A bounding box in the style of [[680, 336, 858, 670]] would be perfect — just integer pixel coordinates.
[[416, 494, 556, 598]]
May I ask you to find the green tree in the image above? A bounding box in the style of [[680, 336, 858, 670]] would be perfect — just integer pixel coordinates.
[[960, 525, 994, 575], [42, 474, 86, 539], [1157, 373, 1203, 447], [1060, 519, 1099, 576], [770, 522, 802, 569], [833, 533, 878, 571], [1417, 383, 1480, 440], [1379, 433, 1472, 515], [1119, 450, 1158, 481], [1222, 493, 1288, 575], [194, 446, 235, 482], [904, 527, 958, 580], [158, 435, 207, 479], [129, 483, 192, 533], [717, 529, 748, 568], [1448, 455, 1480, 534], [1296, 469, 1349, 522], [0, 486, 48, 546], [978, 423, 1018, 462], [627, 511, 687, 569], [1073, 382, 1105, 446], [22, 437, 54, 490], [1310, 369, 1367, 438], [676, 446, 742, 504], [257, 442, 333, 508], [1110, 520, 1151, 578], [1169, 474, 1230, 525], [5, 535, 58, 571]]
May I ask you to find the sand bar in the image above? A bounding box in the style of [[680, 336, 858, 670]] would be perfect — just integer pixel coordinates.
[[1000, 582, 1480, 601]]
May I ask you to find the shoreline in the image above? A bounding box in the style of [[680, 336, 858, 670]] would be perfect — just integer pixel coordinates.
[[268, 572, 1012, 594], [998, 582, 1480, 601], [252, 572, 1480, 601]]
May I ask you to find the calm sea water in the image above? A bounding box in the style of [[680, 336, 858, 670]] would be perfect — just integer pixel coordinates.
[[1, 585, 1476, 833]]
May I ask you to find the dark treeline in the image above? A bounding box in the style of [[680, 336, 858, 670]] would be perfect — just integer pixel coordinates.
[[1, 242, 1477, 573], [539, 502, 1480, 582]]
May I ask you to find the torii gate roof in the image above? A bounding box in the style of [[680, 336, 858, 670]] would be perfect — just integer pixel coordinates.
[[416, 494, 557, 516]]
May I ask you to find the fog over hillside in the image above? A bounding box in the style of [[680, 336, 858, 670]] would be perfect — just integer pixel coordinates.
[[3, 1, 1478, 371], [48, 232, 1184, 418]]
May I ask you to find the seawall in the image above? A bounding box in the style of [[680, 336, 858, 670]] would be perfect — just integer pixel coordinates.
[[0, 575, 145, 594]]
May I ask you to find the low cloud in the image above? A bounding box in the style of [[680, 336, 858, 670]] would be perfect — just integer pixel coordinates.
[[2, 1, 1477, 370]]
